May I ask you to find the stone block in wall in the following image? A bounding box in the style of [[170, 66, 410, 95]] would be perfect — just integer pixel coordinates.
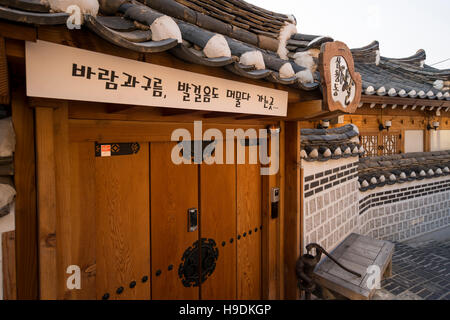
[[0, 177, 15, 218]]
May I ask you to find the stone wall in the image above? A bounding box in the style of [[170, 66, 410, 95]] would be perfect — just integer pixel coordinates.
[[302, 158, 360, 252], [358, 177, 450, 242], [302, 162, 450, 253], [300, 124, 450, 254]]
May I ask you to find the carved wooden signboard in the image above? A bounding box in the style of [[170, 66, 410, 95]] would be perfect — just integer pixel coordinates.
[[25, 40, 288, 116], [319, 41, 362, 114]]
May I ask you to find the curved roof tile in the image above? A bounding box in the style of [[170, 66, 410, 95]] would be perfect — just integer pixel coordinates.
[[358, 151, 450, 191], [0, 0, 323, 91], [351, 41, 450, 102], [300, 124, 364, 162]]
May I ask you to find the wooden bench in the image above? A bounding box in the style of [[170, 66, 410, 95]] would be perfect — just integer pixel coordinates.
[[312, 233, 395, 300]]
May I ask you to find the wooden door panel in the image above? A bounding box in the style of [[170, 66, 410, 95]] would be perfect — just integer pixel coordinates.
[[237, 151, 262, 300], [150, 142, 199, 300], [381, 132, 400, 155], [200, 159, 237, 300], [68, 142, 96, 299], [361, 131, 401, 157], [95, 143, 150, 300], [360, 133, 378, 157]]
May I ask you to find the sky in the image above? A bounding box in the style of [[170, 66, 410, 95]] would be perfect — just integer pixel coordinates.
[[248, 0, 450, 69]]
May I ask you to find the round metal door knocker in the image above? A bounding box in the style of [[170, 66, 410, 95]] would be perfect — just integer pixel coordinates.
[[178, 238, 219, 288]]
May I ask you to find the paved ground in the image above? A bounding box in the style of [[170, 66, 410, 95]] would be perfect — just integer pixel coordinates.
[[377, 237, 450, 300]]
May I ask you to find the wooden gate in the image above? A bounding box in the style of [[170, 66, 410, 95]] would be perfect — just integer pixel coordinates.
[[69, 138, 262, 300]]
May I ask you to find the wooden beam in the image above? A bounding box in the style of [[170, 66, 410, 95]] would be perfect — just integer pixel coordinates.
[[287, 100, 325, 120], [105, 105, 135, 114], [303, 110, 345, 122], [201, 111, 238, 119], [361, 95, 450, 108], [0, 21, 36, 42], [69, 119, 267, 142], [2, 231, 17, 300], [28, 97, 65, 109], [160, 108, 203, 117], [234, 114, 273, 120], [283, 121, 301, 300], [5, 38, 25, 59], [35, 106, 58, 300], [355, 104, 430, 117], [0, 37, 9, 105], [11, 87, 39, 300]]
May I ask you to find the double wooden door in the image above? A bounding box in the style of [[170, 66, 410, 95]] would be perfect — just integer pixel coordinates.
[[70, 140, 262, 300], [360, 131, 402, 157]]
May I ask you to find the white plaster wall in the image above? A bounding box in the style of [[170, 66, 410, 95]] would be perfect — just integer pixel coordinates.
[[404, 130, 424, 153], [0, 202, 15, 300], [430, 130, 450, 151]]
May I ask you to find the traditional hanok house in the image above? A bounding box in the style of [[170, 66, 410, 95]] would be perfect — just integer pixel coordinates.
[[350, 42, 450, 245], [297, 40, 450, 299], [0, 0, 364, 300]]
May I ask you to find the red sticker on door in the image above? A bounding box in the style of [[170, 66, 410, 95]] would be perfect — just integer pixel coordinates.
[[101, 144, 111, 157]]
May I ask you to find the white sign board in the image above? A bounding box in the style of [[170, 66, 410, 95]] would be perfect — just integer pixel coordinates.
[[404, 130, 424, 153], [26, 41, 288, 116], [431, 130, 450, 152], [330, 56, 356, 109]]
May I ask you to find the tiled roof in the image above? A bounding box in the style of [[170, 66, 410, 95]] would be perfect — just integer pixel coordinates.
[[352, 41, 450, 102], [0, 0, 331, 91], [358, 151, 450, 192], [300, 124, 365, 162]]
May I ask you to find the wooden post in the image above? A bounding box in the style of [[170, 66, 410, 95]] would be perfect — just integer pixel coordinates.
[[424, 128, 431, 152], [261, 126, 282, 300], [2, 231, 16, 300], [52, 104, 73, 299], [35, 102, 73, 300], [11, 87, 39, 299], [35, 106, 58, 300], [283, 121, 301, 300], [278, 121, 285, 299]]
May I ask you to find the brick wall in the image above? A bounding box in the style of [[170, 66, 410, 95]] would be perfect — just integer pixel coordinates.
[[302, 162, 450, 253], [303, 158, 360, 252], [358, 177, 450, 242]]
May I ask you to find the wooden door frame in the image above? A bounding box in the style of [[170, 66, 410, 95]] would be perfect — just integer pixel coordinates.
[[31, 98, 284, 300], [11, 87, 39, 299], [283, 121, 301, 300]]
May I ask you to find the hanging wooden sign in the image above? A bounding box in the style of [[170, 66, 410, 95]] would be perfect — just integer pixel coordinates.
[[25, 40, 288, 116], [319, 41, 362, 114]]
